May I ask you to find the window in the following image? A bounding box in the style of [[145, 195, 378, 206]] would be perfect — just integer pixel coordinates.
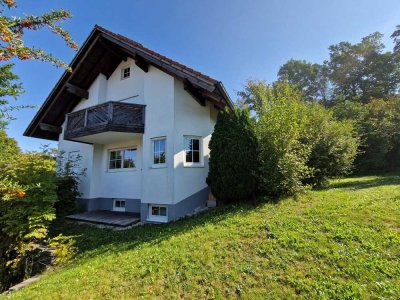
[[113, 199, 126, 212], [123, 149, 136, 168], [121, 66, 130, 79], [151, 205, 167, 216], [109, 148, 136, 170], [184, 136, 201, 164], [149, 205, 168, 222], [152, 138, 166, 167]]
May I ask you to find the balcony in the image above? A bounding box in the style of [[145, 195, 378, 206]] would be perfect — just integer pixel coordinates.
[[64, 101, 145, 144]]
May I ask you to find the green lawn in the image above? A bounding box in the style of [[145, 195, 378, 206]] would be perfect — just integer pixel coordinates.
[[4, 174, 400, 299]]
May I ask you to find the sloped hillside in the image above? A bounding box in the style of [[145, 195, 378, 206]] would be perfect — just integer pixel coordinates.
[[4, 174, 400, 299]]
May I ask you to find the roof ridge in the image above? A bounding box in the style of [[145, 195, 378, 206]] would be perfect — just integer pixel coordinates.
[[94, 25, 218, 84]]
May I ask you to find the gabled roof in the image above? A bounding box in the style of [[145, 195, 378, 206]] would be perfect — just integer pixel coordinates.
[[24, 25, 234, 141]]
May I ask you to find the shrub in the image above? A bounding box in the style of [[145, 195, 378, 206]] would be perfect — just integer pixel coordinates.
[[49, 234, 76, 266], [0, 149, 83, 291], [240, 80, 360, 196], [207, 108, 258, 203], [0, 152, 57, 291], [305, 103, 360, 186], [55, 151, 86, 217], [357, 98, 400, 172], [255, 81, 313, 197], [0, 129, 20, 166], [332, 97, 400, 173]]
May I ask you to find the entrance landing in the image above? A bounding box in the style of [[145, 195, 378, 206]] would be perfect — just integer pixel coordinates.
[[66, 210, 140, 227]]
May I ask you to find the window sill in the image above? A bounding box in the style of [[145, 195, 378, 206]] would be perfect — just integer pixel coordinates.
[[146, 217, 168, 223], [183, 163, 204, 168], [151, 164, 167, 169], [107, 168, 138, 173]]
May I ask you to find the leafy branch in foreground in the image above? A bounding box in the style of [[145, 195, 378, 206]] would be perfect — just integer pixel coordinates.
[[0, 63, 28, 124], [0, 0, 77, 70]]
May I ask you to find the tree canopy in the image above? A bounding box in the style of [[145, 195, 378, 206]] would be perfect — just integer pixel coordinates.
[[273, 25, 400, 175], [277, 29, 400, 103], [278, 59, 329, 102]]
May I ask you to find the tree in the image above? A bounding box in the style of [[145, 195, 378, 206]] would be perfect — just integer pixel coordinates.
[[0, 127, 19, 166], [277, 59, 329, 102], [0, 1, 76, 291], [0, 0, 77, 70], [391, 24, 400, 54], [278, 28, 400, 104], [332, 97, 400, 173], [254, 81, 313, 197], [0, 152, 57, 291], [207, 108, 259, 203], [305, 103, 359, 186], [0, 63, 24, 124], [327, 32, 400, 102], [358, 98, 400, 172], [237, 79, 270, 113], [238, 80, 360, 196]]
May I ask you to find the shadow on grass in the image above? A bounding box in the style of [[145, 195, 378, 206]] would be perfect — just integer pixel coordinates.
[[327, 172, 399, 190], [49, 202, 257, 259]]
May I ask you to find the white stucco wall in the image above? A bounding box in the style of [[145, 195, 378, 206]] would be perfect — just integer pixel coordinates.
[[72, 58, 146, 112], [106, 58, 145, 105], [59, 60, 147, 200], [172, 79, 216, 204], [73, 74, 107, 111], [141, 66, 175, 205], [58, 126, 94, 199], [89, 138, 142, 199], [58, 58, 219, 208]]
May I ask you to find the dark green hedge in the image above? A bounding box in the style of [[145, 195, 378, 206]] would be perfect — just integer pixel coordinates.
[[207, 108, 259, 203]]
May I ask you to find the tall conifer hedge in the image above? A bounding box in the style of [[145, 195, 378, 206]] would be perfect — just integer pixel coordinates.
[[207, 108, 258, 203]]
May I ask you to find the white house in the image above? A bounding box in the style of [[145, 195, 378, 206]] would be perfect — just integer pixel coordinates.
[[25, 25, 233, 223]]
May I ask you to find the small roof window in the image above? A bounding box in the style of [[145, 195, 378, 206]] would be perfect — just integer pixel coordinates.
[[121, 66, 130, 79]]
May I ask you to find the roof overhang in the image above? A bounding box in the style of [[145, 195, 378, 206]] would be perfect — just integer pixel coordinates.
[[24, 25, 234, 141]]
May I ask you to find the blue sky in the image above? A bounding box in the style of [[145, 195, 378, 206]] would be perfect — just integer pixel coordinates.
[[6, 0, 400, 151]]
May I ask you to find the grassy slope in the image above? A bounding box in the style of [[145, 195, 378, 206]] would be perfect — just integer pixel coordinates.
[[4, 174, 400, 299]]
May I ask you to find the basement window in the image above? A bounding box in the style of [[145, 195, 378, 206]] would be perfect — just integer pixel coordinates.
[[113, 199, 126, 212], [148, 204, 168, 222], [121, 66, 131, 79]]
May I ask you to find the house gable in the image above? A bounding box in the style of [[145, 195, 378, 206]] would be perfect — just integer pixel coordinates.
[[24, 25, 233, 141]]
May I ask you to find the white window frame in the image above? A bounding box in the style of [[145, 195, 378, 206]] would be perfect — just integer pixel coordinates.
[[151, 137, 167, 168], [183, 135, 203, 167], [121, 65, 131, 80], [108, 147, 137, 172], [148, 204, 168, 222], [113, 199, 126, 212]]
